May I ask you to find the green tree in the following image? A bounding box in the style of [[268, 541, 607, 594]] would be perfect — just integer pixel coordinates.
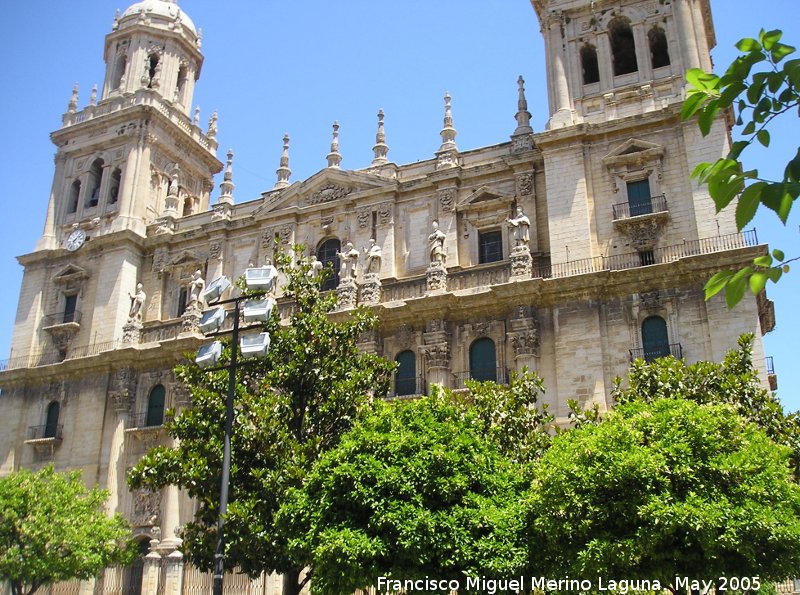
[[0, 465, 133, 595], [682, 29, 800, 307], [526, 398, 800, 590], [614, 334, 800, 476], [279, 391, 527, 595], [128, 249, 394, 595]]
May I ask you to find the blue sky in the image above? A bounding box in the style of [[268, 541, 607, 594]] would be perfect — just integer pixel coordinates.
[[0, 1, 798, 409]]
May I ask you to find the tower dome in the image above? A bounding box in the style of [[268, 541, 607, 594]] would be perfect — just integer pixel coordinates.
[[119, 0, 196, 37]]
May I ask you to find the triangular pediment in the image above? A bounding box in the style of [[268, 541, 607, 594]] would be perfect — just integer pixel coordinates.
[[603, 138, 665, 166], [167, 250, 203, 269], [456, 185, 512, 211], [53, 264, 90, 283], [255, 168, 397, 217]]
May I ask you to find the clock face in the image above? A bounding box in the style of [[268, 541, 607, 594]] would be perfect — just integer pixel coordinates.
[[65, 229, 86, 252]]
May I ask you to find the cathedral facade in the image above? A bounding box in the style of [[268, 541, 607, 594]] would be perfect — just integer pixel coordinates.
[[0, 0, 775, 591]]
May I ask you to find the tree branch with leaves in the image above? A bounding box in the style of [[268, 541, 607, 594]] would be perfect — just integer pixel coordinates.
[[682, 29, 800, 307]]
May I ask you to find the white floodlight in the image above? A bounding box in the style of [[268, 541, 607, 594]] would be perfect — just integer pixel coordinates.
[[240, 332, 270, 359], [242, 297, 276, 323], [195, 341, 223, 368], [244, 265, 277, 292], [198, 306, 227, 334], [202, 276, 231, 304]]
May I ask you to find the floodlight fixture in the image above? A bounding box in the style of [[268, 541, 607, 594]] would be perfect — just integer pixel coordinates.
[[202, 276, 231, 304], [242, 297, 276, 323], [198, 306, 227, 334], [244, 265, 277, 292], [240, 332, 270, 359], [195, 341, 223, 368]]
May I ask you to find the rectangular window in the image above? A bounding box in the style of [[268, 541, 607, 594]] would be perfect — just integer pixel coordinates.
[[627, 179, 653, 216], [63, 294, 77, 323], [478, 230, 503, 264], [176, 288, 188, 318]]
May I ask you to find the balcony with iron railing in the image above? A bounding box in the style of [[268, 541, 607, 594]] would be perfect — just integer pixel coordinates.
[[452, 367, 510, 390], [128, 411, 173, 430], [629, 342, 683, 362], [533, 229, 758, 280], [766, 356, 778, 390], [612, 194, 668, 220], [42, 309, 82, 328], [386, 375, 427, 400], [26, 423, 63, 442]]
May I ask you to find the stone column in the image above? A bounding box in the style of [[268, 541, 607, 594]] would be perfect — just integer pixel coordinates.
[[674, 0, 701, 72], [78, 578, 96, 595], [546, 15, 573, 127], [106, 368, 136, 515], [508, 306, 541, 373], [162, 550, 184, 595], [423, 319, 451, 389], [142, 549, 163, 595]]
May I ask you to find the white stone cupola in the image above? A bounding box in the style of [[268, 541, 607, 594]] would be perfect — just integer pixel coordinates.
[[530, 0, 715, 128], [103, 0, 203, 114]]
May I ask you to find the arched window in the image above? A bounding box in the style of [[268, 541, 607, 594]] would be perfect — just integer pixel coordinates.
[[146, 385, 166, 427], [648, 26, 670, 69], [609, 18, 638, 76], [112, 54, 127, 90], [580, 44, 600, 84], [67, 180, 81, 214], [641, 316, 670, 361], [108, 168, 121, 205], [175, 64, 188, 104], [469, 338, 497, 382], [395, 350, 417, 396], [317, 238, 341, 291], [146, 53, 160, 88], [44, 401, 60, 439], [85, 158, 104, 208], [182, 196, 194, 217]]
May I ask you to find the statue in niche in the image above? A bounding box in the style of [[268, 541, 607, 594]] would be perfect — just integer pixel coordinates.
[[428, 220, 446, 264], [128, 283, 147, 320], [187, 270, 205, 308], [336, 241, 359, 281], [362, 238, 382, 275], [506, 206, 531, 248]]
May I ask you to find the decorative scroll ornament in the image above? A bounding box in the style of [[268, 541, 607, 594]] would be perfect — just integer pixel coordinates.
[[305, 184, 353, 206]]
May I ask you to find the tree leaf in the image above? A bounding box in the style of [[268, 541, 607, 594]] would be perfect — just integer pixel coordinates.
[[749, 271, 768, 295], [757, 129, 771, 147], [772, 248, 785, 261], [736, 37, 762, 52], [704, 270, 734, 300]]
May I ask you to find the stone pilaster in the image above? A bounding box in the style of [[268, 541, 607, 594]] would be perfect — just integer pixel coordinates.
[[336, 278, 358, 310], [163, 549, 184, 595], [508, 306, 540, 373], [426, 262, 447, 294], [509, 245, 533, 278], [359, 274, 381, 305], [423, 319, 451, 388], [122, 318, 143, 343], [142, 549, 162, 595]]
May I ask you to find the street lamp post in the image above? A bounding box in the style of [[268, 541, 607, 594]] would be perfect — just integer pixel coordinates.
[[194, 266, 276, 595]]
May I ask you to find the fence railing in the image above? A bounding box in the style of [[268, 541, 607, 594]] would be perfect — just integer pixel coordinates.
[[387, 375, 426, 399], [127, 412, 173, 430], [26, 424, 63, 441], [452, 367, 510, 389], [629, 342, 683, 362], [0, 340, 119, 372], [533, 230, 758, 280], [612, 194, 668, 220], [42, 309, 82, 327]]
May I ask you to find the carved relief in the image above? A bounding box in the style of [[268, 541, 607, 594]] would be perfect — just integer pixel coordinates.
[[152, 247, 169, 273], [511, 331, 540, 357], [395, 325, 414, 350], [305, 184, 353, 206], [438, 189, 455, 212], [377, 203, 392, 226], [516, 172, 534, 196], [278, 225, 292, 245], [209, 241, 222, 260], [511, 135, 534, 153], [356, 209, 370, 229], [639, 291, 661, 310], [131, 487, 161, 527], [423, 343, 450, 368]]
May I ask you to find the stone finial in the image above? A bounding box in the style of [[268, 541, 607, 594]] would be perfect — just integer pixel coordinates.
[[112, 9, 120, 31], [371, 110, 389, 166], [68, 83, 79, 113], [217, 149, 235, 205], [193, 106, 200, 126], [207, 111, 218, 140], [435, 93, 460, 169], [164, 163, 181, 216], [513, 76, 533, 135], [327, 121, 342, 169], [439, 92, 458, 152], [197, 28, 203, 49], [89, 84, 98, 107], [274, 134, 292, 190], [168, 164, 180, 197]]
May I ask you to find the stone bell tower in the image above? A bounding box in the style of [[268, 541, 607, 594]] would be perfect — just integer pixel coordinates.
[[36, 0, 222, 253], [10, 0, 222, 360], [531, 0, 715, 128]]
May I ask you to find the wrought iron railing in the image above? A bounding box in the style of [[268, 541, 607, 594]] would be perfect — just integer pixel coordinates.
[[0, 340, 119, 372], [533, 230, 758, 279], [128, 411, 172, 430], [42, 309, 82, 327], [612, 194, 668, 220], [387, 375, 426, 399], [27, 424, 63, 441], [629, 342, 683, 362], [452, 367, 510, 389]]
